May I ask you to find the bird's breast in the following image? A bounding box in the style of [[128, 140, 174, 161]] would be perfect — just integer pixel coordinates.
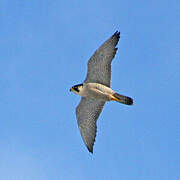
[[84, 83, 114, 100], [86, 83, 114, 94]]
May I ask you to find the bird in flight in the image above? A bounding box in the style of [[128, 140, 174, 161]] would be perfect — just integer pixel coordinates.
[[70, 31, 133, 153]]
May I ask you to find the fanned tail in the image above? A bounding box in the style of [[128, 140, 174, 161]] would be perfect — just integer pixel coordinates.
[[111, 93, 133, 105]]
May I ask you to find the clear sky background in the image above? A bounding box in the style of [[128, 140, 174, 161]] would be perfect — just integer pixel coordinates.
[[0, 0, 179, 180]]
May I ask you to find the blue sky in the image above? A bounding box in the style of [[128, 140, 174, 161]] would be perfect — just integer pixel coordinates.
[[0, 0, 179, 179]]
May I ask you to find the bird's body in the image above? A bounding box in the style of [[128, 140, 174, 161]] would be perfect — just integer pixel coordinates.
[[70, 31, 133, 153], [73, 83, 114, 101]]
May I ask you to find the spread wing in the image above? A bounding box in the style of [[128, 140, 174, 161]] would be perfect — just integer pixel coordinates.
[[76, 97, 105, 153], [84, 31, 120, 87]]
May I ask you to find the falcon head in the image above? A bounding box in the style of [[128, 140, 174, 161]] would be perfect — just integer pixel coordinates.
[[70, 84, 83, 95]]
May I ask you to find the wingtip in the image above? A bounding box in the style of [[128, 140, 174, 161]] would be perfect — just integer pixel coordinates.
[[87, 146, 93, 154], [112, 31, 120, 42], [114, 31, 120, 37]]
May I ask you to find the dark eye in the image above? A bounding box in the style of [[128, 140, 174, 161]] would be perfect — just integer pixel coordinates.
[[74, 87, 79, 92]]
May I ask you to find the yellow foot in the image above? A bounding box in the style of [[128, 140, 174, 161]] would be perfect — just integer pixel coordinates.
[[110, 95, 119, 102]]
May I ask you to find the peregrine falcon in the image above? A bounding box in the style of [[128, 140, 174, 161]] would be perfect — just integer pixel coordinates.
[[70, 31, 133, 153]]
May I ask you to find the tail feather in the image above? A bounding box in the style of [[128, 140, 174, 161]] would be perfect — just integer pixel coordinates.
[[113, 93, 133, 105]]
